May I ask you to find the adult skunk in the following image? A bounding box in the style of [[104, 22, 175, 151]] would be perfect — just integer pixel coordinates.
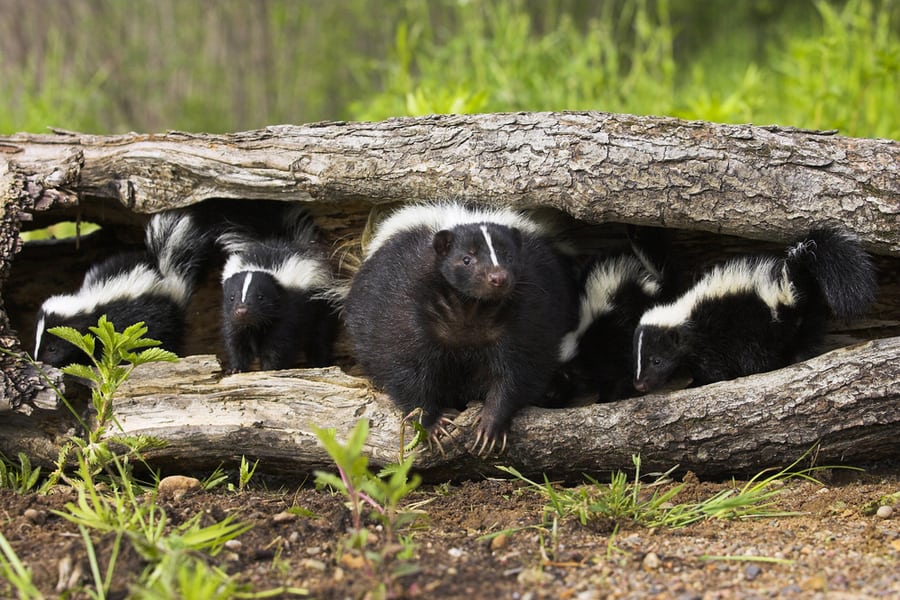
[[34, 209, 212, 366], [343, 202, 577, 455], [632, 228, 878, 394], [557, 226, 675, 403], [219, 207, 339, 373]]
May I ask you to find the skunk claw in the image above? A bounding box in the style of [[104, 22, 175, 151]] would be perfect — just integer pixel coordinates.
[[428, 433, 446, 457]]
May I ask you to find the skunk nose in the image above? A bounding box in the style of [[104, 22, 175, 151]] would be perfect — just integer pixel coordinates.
[[488, 270, 508, 287], [233, 304, 250, 318], [633, 380, 648, 393]]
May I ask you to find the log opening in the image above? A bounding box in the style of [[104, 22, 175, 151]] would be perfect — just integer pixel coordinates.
[[1, 112, 898, 479]]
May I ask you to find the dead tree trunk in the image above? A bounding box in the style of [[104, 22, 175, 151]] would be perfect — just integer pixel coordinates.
[[1, 112, 898, 479]]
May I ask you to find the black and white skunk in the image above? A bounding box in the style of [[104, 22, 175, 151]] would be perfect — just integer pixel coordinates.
[[34, 209, 212, 366], [556, 226, 676, 403], [219, 207, 339, 373], [632, 228, 878, 394], [343, 203, 577, 454]]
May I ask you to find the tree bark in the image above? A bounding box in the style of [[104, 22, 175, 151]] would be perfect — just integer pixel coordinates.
[[0, 337, 897, 481], [1, 112, 898, 477], [2, 113, 898, 254]]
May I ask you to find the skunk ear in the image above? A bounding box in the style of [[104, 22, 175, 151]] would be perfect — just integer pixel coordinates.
[[433, 230, 454, 257]]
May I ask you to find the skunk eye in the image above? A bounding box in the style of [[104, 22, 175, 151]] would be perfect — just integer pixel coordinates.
[[228, 294, 235, 302], [462, 256, 472, 266], [257, 294, 264, 301], [651, 357, 662, 366]]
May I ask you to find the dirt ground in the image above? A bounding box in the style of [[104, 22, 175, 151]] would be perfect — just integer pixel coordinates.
[[1, 466, 898, 599]]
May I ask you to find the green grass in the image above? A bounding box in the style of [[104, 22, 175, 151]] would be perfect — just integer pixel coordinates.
[[497, 451, 851, 531], [1, 0, 897, 138], [0, 317, 307, 598], [353, 0, 900, 139]]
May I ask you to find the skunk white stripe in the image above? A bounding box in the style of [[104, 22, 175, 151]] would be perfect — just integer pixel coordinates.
[[154, 214, 195, 278], [365, 202, 545, 258], [635, 330, 644, 380], [222, 254, 331, 291], [557, 255, 661, 363], [480, 225, 500, 266], [241, 272, 254, 302], [34, 316, 45, 358], [39, 264, 174, 319], [640, 257, 795, 328]]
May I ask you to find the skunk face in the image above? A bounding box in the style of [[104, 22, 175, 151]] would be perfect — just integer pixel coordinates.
[[633, 325, 683, 393], [433, 224, 522, 301], [34, 311, 88, 367], [222, 271, 284, 329]]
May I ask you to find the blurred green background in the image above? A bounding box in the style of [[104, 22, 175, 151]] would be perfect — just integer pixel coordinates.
[[1, 0, 898, 139]]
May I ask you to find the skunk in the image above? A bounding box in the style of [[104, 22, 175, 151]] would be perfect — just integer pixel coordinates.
[[34, 209, 211, 366], [556, 226, 676, 403], [343, 203, 577, 455], [632, 228, 878, 394], [219, 207, 338, 373], [559, 254, 665, 403]]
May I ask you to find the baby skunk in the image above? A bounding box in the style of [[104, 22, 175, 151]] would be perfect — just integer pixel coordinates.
[[34, 209, 211, 366], [344, 203, 577, 455], [632, 228, 878, 394], [557, 226, 675, 403], [219, 207, 338, 373]]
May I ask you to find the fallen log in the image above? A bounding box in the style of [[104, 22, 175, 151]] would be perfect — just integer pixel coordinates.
[[1, 112, 898, 478], [0, 336, 897, 481]]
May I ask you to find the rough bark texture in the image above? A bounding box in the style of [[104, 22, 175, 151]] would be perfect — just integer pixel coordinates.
[[0, 337, 897, 481], [2, 113, 898, 253], [0, 112, 898, 478]]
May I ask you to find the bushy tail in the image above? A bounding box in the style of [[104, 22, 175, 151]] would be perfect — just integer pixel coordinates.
[[786, 228, 878, 319], [145, 209, 214, 303], [216, 204, 319, 255]]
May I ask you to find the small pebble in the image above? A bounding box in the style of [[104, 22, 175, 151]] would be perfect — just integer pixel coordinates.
[[448, 547, 465, 558], [224, 539, 242, 551], [340, 553, 366, 569], [303, 558, 327, 572], [333, 567, 345, 582], [272, 511, 297, 523], [23, 508, 46, 524], [157, 475, 201, 500], [305, 546, 321, 555], [744, 564, 762, 581], [642, 552, 660, 570], [491, 533, 510, 551], [875, 505, 893, 519]]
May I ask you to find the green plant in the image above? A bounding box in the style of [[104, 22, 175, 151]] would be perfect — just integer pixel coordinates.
[[773, 0, 900, 138], [47, 316, 177, 470], [0, 530, 43, 600], [313, 419, 427, 594], [0, 452, 42, 494], [201, 464, 231, 491], [55, 453, 253, 598], [237, 455, 259, 492], [500, 450, 848, 531]]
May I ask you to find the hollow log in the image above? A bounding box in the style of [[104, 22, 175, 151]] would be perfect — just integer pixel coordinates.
[[1, 111, 898, 478]]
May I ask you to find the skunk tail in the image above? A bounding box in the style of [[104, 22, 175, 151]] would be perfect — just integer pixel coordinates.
[[216, 204, 319, 254], [145, 210, 213, 305], [786, 228, 877, 319]]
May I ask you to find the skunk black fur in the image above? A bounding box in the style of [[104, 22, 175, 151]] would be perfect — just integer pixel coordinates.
[[219, 208, 338, 373], [343, 204, 577, 450], [34, 209, 211, 366], [554, 225, 677, 403], [632, 228, 878, 393]]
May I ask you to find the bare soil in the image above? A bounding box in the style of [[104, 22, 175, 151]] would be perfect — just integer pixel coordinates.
[[2, 468, 898, 599]]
